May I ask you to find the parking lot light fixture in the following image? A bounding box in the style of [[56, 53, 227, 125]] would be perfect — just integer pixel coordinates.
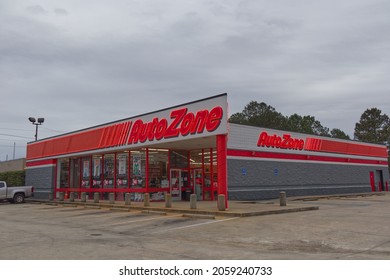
[[28, 117, 44, 141]]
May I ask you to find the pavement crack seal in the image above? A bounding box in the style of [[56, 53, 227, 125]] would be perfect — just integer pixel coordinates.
[[156, 217, 241, 233], [337, 240, 390, 259], [103, 214, 183, 227]]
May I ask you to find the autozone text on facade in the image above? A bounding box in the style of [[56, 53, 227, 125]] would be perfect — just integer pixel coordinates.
[[257, 131, 305, 150], [128, 106, 223, 144], [98, 106, 224, 149]]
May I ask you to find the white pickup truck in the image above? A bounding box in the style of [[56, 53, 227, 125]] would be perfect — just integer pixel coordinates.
[[0, 181, 34, 203]]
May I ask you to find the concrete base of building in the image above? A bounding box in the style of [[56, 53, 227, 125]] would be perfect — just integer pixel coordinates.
[[228, 184, 372, 200]]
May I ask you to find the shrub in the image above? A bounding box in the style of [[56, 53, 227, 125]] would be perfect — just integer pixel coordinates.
[[0, 170, 25, 186]]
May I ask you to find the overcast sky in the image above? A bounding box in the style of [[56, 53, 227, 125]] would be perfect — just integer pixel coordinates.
[[1, 0, 390, 160]]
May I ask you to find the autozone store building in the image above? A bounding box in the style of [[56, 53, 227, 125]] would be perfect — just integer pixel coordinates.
[[26, 94, 389, 204]]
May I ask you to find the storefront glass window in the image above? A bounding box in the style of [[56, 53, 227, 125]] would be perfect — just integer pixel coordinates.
[[58, 159, 69, 188], [204, 150, 212, 188], [81, 157, 91, 188], [70, 158, 81, 190], [92, 155, 102, 189], [190, 150, 203, 200], [116, 152, 129, 187], [170, 150, 189, 168], [130, 149, 146, 188], [130, 149, 146, 201], [148, 149, 168, 188], [190, 150, 203, 169], [203, 148, 217, 200], [116, 152, 129, 200], [104, 154, 115, 188], [148, 149, 168, 201]]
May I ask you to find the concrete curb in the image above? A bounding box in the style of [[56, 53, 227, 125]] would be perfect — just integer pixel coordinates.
[[26, 199, 319, 217], [289, 192, 385, 201]]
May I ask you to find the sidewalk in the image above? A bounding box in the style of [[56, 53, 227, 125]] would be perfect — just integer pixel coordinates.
[[28, 198, 319, 218]]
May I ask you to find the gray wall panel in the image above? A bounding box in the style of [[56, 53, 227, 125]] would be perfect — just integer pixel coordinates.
[[25, 166, 55, 199], [228, 158, 389, 200]]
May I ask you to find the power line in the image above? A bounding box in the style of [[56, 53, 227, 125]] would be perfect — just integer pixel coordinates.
[[0, 133, 33, 140], [0, 127, 32, 132], [1, 126, 65, 135], [0, 138, 28, 142], [0, 144, 25, 148], [41, 126, 65, 133]]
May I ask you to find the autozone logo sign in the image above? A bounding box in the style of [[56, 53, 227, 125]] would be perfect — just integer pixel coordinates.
[[128, 106, 224, 144], [92, 106, 225, 149], [257, 131, 305, 150]]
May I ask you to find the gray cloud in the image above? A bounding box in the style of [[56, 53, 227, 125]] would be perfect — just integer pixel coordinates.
[[54, 8, 68, 16], [26, 5, 47, 15], [1, 0, 390, 160]]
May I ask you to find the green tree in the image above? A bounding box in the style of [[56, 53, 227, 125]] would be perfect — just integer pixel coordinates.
[[354, 108, 390, 144], [284, 114, 330, 136], [229, 101, 287, 130], [330, 128, 350, 140], [229, 100, 348, 139]]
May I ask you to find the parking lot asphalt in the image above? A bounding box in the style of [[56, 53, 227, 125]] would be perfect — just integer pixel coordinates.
[[1, 193, 389, 260]]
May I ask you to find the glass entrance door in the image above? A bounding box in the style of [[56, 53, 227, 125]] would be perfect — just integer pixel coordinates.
[[170, 169, 182, 200]]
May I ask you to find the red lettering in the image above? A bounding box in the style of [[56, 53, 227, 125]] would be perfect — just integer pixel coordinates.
[[165, 108, 187, 138], [281, 134, 291, 149], [274, 136, 282, 147], [138, 122, 149, 143], [257, 131, 305, 150], [128, 120, 143, 144], [298, 139, 305, 150], [257, 132, 268, 147], [125, 106, 224, 145], [190, 110, 208, 134], [147, 118, 159, 141], [155, 119, 167, 140], [180, 112, 194, 136], [206, 106, 223, 132]]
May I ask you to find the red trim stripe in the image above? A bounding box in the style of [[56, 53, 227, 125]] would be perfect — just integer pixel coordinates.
[[27, 121, 132, 160], [305, 137, 387, 157], [26, 159, 57, 167], [227, 149, 388, 166]]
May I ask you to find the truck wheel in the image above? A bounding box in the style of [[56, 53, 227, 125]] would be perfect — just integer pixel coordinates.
[[13, 193, 25, 203]]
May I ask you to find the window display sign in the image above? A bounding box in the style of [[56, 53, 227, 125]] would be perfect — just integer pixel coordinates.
[[93, 158, 101, 177], [83, 160, 90, 178], [133, 156, 141, 176], [118, 157, 127, 175]]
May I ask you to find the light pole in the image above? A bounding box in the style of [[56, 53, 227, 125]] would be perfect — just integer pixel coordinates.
[[28, 117, 44, 141]]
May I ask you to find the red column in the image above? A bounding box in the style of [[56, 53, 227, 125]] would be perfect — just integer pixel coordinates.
[[210, 148, 214, 201], [146, 148, 149, 194], [369, 172, 375, 192], [217, 134, 228, 209], [114, 153, 117, 199]]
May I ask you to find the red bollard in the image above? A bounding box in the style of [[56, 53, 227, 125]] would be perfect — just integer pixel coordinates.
[[386, 181, 389, 192]]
